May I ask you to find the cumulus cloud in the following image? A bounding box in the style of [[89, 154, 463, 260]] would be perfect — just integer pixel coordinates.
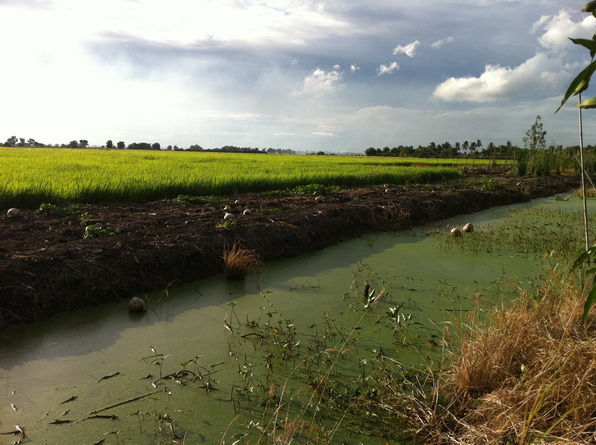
[[433, 9, 595, 103], [377, 61, 399, 75], [296, 65, 343, 95], [431, 36, 453, 49], [533, 10, 596, 52], [433, 53, 570, 102], [392, 40, 420, 57], [350, 64, 360, 72]]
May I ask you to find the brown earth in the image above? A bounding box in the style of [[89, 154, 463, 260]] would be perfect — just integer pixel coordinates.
[[0, 171, 580, 328]]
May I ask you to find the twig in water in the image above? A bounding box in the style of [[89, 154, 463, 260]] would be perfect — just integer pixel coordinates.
[[89, 390, 162, 415]]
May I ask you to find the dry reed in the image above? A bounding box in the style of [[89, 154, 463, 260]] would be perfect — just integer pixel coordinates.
[[223, 244, 262, 280], [395, 271, 596, 444]]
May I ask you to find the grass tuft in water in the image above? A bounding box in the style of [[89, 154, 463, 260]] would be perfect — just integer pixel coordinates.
[[223, 245, 263, 280]]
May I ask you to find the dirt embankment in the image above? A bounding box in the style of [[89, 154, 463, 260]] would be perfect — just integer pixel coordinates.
[[0, 172, 579, 328]]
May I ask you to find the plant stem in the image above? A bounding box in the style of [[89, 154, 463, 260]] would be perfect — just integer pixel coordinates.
[[578, 93, 590, 259]]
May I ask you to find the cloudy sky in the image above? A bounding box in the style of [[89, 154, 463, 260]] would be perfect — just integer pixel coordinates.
[[1, 0, 596, 152]]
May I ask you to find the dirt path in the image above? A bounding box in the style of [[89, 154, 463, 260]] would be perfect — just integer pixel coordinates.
[[0, 172, 579, 328]]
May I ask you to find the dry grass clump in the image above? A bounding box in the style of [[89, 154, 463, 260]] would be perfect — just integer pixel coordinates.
[[414, 272, 596, 444], [223, 244, 262, 280], [574, 187, 596, 198]]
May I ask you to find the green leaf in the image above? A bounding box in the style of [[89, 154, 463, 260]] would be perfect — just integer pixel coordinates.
[[578, 97, 596, 108], [582, 1, 596, 12], [571, 248, 593, 271], [570, 37, 596, 59], [556, 61, 596, 113], [582, 283, 596, 321]]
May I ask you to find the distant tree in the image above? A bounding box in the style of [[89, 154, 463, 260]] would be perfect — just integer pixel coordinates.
[[188, 144, 203, 151], [68, 140, 79, 148], [399, 145, 415, 157], [151, 142, 160, 150], [523, 115, 547, 149], [469, 141, 478, 158], [364, 147, 378, 156], [316, 151, 326, 155], [79, 139, 88, 148], [462, 140, 470, 156], [4, 136, 17, 147], [117, 141, 125, 149], [106, 140, 113, 149]]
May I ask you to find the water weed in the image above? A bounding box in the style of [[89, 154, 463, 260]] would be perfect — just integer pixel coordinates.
[[434, 205, 596, 264]]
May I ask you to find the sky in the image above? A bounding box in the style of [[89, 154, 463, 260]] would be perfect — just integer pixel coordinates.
[[1, 0, 596, 153]]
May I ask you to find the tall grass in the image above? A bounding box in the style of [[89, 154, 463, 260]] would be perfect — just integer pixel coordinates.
[[516, 147, 596, 176], [0, 148, 465, 208]]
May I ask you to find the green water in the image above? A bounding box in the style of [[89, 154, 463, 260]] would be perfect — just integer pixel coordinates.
[[0, 194, 584, 444]]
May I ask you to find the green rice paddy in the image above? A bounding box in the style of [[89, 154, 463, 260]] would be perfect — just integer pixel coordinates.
[[0, 148, 466, 208]]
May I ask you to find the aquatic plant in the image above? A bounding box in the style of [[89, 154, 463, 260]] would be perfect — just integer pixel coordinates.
[[434, 205, 596, 264]]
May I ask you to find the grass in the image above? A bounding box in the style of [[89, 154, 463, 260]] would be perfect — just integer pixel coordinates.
[[223, 203, 596, 444], [223, 244, 262, 280], [0, 148, 467, 208], [432, 272, 595, 444]]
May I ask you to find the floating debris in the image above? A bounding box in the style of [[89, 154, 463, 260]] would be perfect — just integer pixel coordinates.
[[98, 372, 120, 382], [60, 395, 77, 405]]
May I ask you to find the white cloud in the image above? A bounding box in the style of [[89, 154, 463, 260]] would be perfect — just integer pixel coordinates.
[[377, 61, 400, 75], [392, 40, 420, 57], [533, 10, 596, 52], [433, 9, 594, 103], [431, 36, 453, 49], [350, 64, 360, 72], [433, 53, 570, 102], [296, 66, 343, 95]]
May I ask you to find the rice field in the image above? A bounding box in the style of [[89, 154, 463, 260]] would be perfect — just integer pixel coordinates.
[[0, 147, 466, 208]]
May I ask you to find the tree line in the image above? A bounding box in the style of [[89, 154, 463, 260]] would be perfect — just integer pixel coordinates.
[[0, 136, 296, 155]]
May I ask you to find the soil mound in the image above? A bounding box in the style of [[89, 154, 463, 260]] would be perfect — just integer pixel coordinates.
[[0, 172, 579, 328]]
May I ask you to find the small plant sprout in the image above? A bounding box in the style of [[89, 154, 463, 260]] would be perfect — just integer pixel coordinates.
[[223, 212, 234, 221], [242, 208, 252, 216]]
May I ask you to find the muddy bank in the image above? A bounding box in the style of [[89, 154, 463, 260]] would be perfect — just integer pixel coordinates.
[[0, 172, 579, 328]]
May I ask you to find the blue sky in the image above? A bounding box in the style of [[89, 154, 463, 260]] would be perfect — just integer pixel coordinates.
[[1, 0, 595, 152]]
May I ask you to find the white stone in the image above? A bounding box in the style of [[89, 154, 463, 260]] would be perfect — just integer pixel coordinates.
[[450, 227, 462, 237], [463, 223, 474, 233], [128, 296, 146, 312], [7, 208, 20, 218]]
